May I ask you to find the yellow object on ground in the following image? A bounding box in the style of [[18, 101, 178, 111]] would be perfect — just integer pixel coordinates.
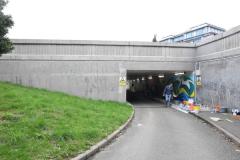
[[193, 106, 200, 111]]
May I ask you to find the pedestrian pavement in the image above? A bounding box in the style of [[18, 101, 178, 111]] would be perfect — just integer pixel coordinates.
[[170, 102, 240, 146], [191, 111, 240, 146]]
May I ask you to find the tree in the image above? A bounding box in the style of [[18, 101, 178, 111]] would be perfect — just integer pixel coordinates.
[[0, 0, 14, 56], [152, 34, 157, 42]]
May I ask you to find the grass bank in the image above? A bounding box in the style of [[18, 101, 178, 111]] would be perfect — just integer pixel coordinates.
[[0, 82, 133, 160]]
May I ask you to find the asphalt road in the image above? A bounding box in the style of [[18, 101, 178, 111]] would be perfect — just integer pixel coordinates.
[[90, 101, 240, 160]]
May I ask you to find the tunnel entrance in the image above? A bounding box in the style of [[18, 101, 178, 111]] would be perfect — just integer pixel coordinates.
[[126, 70, 194, 103]]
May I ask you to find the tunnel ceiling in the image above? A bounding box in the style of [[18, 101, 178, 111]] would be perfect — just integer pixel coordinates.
[[127, 70, 183, 76], [127, 70, 183, 80]]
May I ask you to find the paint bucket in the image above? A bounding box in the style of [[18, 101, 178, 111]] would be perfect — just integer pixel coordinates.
[[193, 105, 200, 111]]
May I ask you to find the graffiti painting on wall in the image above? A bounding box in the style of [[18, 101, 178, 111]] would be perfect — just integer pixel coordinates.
[[171, 75, 195, 101]]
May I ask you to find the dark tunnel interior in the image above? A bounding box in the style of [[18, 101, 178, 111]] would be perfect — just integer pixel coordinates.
[[126, 70, 185, 102]]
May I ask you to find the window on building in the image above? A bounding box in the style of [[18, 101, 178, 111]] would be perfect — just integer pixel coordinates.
[[174, 36, 184, 42], [203, 27, 208, 33], [196, 29, 203, 35], [193, 31, 196, 36], [209, 27, 218, 33], [186, 32, 192, 38]]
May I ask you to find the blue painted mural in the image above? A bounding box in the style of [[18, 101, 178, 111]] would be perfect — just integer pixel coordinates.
[[172, 74, 195, 101]]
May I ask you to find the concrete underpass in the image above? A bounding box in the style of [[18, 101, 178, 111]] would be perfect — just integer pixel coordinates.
[[1, 25, 240, 160], [126, 70, 191, 103]]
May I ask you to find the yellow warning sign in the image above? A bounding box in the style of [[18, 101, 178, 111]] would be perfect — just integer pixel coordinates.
[[119, 76, 126, 87], [196, 81, 202, 86], [196, 75, 202, 86]]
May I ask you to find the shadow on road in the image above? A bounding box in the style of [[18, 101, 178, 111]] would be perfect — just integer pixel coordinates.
[[128, 97, 166, 108]]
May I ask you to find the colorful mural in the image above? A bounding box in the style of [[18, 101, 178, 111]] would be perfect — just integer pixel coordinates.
[[172, 74, 195, 101]]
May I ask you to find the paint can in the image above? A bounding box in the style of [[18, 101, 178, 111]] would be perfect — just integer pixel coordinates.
[[193, 105, 200, 111]]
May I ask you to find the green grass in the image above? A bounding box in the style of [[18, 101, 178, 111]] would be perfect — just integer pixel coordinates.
[[0, 82, 133, 160]]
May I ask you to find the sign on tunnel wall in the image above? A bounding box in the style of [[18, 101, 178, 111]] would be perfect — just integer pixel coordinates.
[[119, 76, 127, 87]]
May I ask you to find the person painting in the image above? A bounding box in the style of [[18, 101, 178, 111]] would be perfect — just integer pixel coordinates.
[[163, 83, 173, 107]]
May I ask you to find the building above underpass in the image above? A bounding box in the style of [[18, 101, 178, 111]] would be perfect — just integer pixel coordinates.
[[160, 23, 225, 43]]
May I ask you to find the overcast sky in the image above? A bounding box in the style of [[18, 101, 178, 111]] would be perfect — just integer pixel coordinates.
[[4, 0, 240, 42]]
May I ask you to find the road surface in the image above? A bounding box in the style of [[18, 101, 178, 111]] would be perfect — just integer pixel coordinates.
[[90, 101, 240, 160]]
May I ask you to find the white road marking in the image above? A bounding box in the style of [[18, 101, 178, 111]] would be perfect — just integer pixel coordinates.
[[137, 123, 142, 127], [210, 117, 221, 121], [226, 119, 233, 123], [236, 149, 240, 152]]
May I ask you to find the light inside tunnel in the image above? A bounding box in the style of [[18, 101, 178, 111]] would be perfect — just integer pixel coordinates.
[[158, 74, 164, 78], [174, 72, 185, 76]]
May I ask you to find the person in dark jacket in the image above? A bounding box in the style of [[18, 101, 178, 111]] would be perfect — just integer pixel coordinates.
[[163, 83, 173, 106]]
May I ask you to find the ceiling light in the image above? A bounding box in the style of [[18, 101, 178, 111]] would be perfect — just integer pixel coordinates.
[[158, 74, 164, 78], [174, 72, 184, 76]]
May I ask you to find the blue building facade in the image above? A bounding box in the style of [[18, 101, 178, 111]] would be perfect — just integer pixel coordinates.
[[160, 23, 225, 43]]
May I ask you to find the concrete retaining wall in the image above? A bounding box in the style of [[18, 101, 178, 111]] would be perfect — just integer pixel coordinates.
[[0, 40, 195, 102], [196, 25, 240, 108]]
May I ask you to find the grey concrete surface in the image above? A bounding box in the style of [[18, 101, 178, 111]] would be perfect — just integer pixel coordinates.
[[195, 26, 240, 108], [0, 39, 195, 102], [89, 101, 240, 160], [197, 56, 240, 109]]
